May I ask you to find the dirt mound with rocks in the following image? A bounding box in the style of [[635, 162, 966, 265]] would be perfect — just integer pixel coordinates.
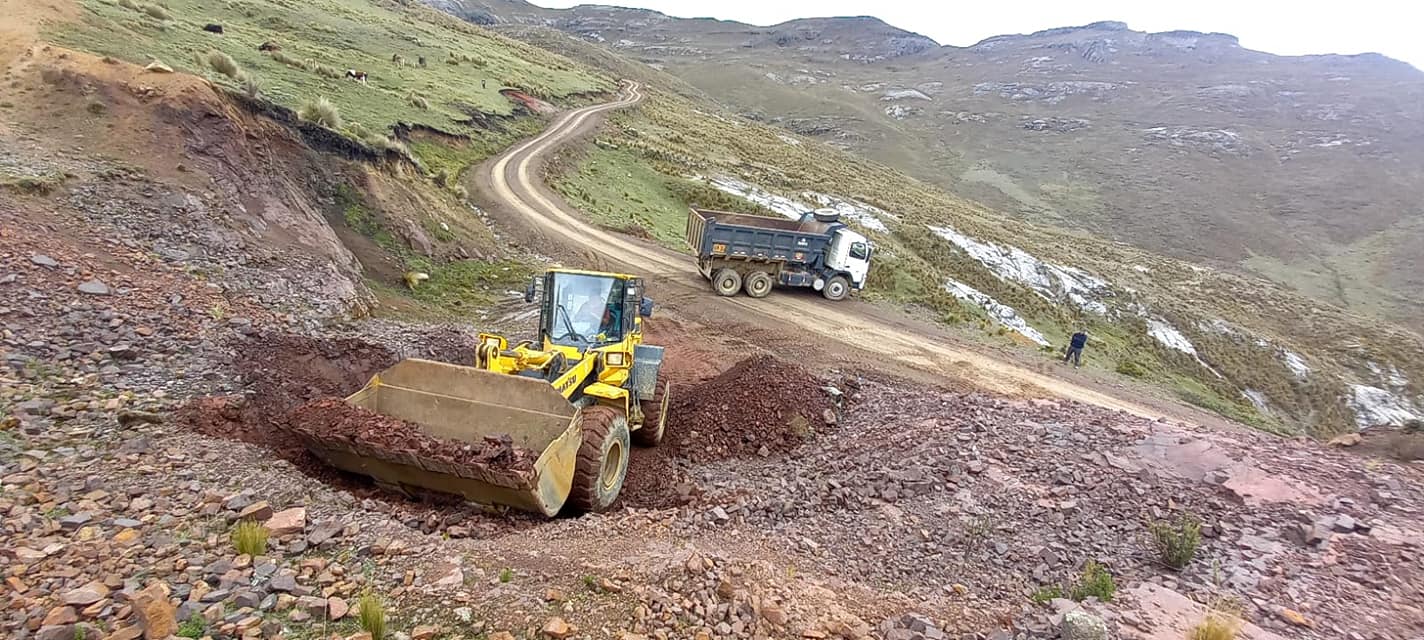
[[664, 355, 835, 463], [288, 398, 537, 474], [236, 332, 399, 425]]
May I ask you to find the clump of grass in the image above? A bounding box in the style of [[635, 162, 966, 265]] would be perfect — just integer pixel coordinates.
[[1190, 607, 1241, 640], [298, 97, 342, 130], [357, 592, 386, 640], [142, 4, 170, 20], [1029, 585, 1063, 604], [269, 50, 304, 69], [205, 50, 240, 79], [498, 568, 514, 583], [117, 0, 140, 9], [1149, 513, 1202, 570], [230, 520, 269, 556], [238, 72, 262, 99], [1068, 561, 1116, 602], [1116, 359, 1149, 378], [407, 92, 430, 110]]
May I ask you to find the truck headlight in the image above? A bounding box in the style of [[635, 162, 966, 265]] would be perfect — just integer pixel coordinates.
[[604, 352, 626, 367]]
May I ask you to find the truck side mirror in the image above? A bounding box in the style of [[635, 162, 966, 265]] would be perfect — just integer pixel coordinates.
[[639, 296, 654, 318], [523, 277, 538, 303]]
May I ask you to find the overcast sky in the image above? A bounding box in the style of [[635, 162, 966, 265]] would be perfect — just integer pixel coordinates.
[[533, 0, 1423, 69]]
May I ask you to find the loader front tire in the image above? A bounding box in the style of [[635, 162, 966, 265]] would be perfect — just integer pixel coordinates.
[[712, 268, 743, 296], [632, 374, 670, 446], [567, 406, 630, 513]]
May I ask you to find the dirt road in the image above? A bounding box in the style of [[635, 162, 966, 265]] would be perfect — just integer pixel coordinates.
[[477, 82, 1174, 419]]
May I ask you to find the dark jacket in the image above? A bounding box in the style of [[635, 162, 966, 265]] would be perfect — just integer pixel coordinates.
[[1069, 332, 1088, 349]]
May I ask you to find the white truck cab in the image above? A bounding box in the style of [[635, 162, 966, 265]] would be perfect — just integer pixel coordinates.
[[825, 228, 872, 288]]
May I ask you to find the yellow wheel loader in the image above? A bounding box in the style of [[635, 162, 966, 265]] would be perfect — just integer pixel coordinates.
[[302, 268, 670, 516]]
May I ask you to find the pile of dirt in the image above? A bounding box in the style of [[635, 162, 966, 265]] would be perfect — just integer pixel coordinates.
[[664, 355, 835, 463], [287, 398, 538, 475], [237, 332, 399, 425]]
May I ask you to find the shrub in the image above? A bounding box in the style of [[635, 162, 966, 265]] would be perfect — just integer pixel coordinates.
[[297, 97, 342, 130], [141, 4, 169, 20], [498, 568, 514, 583], [1030, 585, 1063, 604], [230, 520, 268, 556], [205, 51, 240, 78], [1068, 561, 1115, 602], [1116, 359, 1149, 378], [1149, 513, 1202, 570], [407, 93, 430, 110], [176, 615, 207, 639], [357, 592, 386, 640], [238, 72, 262, 99]]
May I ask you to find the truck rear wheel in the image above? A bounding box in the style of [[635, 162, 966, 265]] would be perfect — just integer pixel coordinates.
[[822, 275, 850, 301], [712, 268, 743, 296], [632, 374, 670, 446], [567, 406, 630, 513], [744, 271, 773, 298]]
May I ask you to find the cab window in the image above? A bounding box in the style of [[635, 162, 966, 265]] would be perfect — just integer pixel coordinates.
[[849, 242, 870, 261], [548, 273, 625, 346]]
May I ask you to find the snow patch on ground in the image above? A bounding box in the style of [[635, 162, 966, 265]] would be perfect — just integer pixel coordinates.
[[881, 89, 932, 101], [1347, 385, 1422, 428], [943, 279, 1050, 346], [928, 225, 1111, 314], [1282, 350, 1310, 379], [1242, 389, 1271, 413], [1366, 361, 1410, 388], [1148, 318, 1197, 355], [707, 177, 897, 233], [1132, 265, 1151, 273]]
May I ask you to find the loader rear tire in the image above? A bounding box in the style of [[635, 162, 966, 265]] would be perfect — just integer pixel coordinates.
[[744, 271, 773, 298], [712, 268, 743, 296], [567, 406, 630, 513], [632, 374, 670, 446]]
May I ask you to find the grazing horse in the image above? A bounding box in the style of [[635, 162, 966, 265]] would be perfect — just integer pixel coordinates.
[[345, 69, 368, 84]]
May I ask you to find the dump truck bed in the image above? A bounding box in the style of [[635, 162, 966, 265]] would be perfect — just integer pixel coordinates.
[[291, 359, 583, 516], [686, 208, 835, 267]]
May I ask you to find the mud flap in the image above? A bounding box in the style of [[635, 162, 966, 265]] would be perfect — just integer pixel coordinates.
[[630, 344, 664, 400]]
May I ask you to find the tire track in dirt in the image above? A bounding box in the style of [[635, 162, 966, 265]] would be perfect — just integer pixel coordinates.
[[478, 82, 1177, 420]]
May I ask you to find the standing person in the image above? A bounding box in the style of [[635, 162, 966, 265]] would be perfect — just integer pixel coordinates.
[[1064, 329, 1088, 368]]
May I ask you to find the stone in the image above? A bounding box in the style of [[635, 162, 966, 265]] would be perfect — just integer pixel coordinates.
[[43, 606, 78, 626], [1278, 608, 1314, 628], [105, 625, 145, 640], [412, 625, 440, 640], [1330, 515, 1358, 533], [489, 633, 516, 640], [453, 607, 472, 622], [542, 617, 574, 639], [1060, 610, 1107, 640], [78, 279, 111, 295], [237, 501, 273, 522], [267, 507, 306, 536], [63, 581, 110, 606], [1328, 433, 1362, 447], [36, 625, 76, 640], [327, 596, 350, 620], [269, 573, 298, 592], [762, 605, 788, 626], [132, 584, 177, 640], [232, 590, 262, 609], [30, 254, 59, 267], [307, 521, 343, 545], [59, 512, 93, 529]]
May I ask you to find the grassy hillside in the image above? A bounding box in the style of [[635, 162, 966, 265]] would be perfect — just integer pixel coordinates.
[[470, 3, 1424, 330], [496, 24, 1424, 436]]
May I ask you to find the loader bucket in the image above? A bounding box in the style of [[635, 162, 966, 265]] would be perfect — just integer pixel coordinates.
[[299, 359, 582, 516]]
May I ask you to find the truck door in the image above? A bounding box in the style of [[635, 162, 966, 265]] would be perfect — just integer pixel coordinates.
[[826, 229, 872, 287]]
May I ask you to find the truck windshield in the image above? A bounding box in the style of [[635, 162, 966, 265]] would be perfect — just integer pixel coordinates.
[[850, 242, 870, 260], [549, 273, 624, 346]]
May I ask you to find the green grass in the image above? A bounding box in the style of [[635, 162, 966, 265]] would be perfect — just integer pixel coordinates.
[[1149, 513, 1203, 570], [356, 592, 386, 640], [53, 0, 611, 138], [176, 616, 207, 639], [405, 258, 534, 312], [1067, 561, 1116, 602], [230, 520, 269, 556]]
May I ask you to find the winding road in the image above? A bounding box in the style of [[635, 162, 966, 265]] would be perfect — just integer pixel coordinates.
[[477, 82, 1182, 420]]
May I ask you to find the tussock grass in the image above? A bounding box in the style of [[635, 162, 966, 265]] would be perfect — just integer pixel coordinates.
[[205, 50, 240, 78], [1150, 513, 1203, 570], [141, 4, 170, 20], [230, 520, 268, 556], [356, 592, 386, 640], [239, 71, 262, 98], [298, 97, 342, 130], [1190, 607, 1241, 640], [1068, 561, 1116, 602]]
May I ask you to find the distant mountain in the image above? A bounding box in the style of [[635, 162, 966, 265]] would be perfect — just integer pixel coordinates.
[[441, 2, 1424, 326]]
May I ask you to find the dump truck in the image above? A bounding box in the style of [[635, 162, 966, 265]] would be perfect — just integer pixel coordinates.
[[296, 268, 670, 517], [685, 207, 872, 301]]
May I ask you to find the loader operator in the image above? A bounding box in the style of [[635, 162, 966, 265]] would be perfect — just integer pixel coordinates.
[[570, 286, 616, 342]]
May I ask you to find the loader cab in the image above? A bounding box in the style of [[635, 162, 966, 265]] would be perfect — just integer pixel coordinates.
[[825, 228, 873, 288], [527, 270, 652, 349]]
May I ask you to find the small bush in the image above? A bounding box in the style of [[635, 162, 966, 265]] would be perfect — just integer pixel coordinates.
[[450, 184, 468, 200], [141, 3, 169, 20], [298, 97, 342, 130], [498, 568, 514, 583], [1149, 513, 1202, 570], [205, 50, 240, 78], [407, 93, 430, 110], [117, 0, 140, 9], [1190, 609, 1240, 640], [357, 592, 386, 640], [1068, 561, 1116, 602], [1030, 585, 1063, 604], [238, 72, 262, 98], [176, 615, 207, 639], [230, 520, 269, 556], [1116, 359, 1149, 378]]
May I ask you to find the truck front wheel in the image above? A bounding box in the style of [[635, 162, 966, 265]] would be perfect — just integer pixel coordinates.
[[822, 275, 850, 301], [744, 271, 773, 298], [712, 268, 743, 296]]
